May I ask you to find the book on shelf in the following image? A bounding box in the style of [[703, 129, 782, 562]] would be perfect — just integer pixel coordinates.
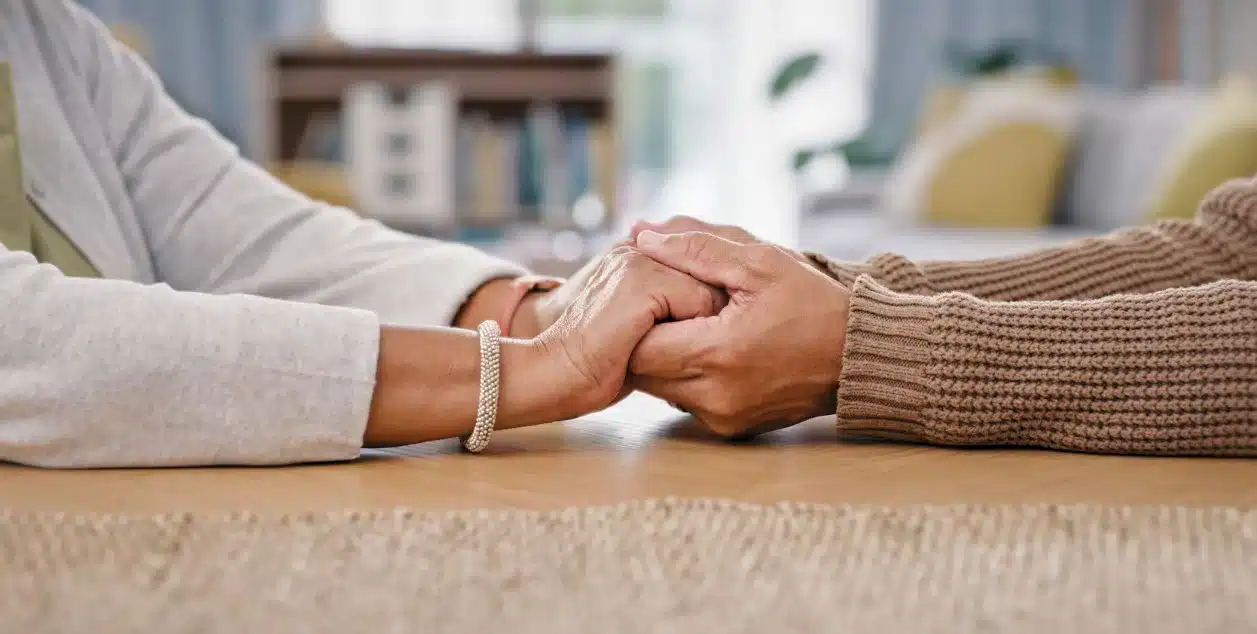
[[590, 118, 617, 227], [464, 113, 512, 227], [338, 80, 616, 237], [532, 103, 570, 228], [457, 107, 614, 236]]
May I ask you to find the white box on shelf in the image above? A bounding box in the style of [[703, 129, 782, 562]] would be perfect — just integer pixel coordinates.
[[344, 81, 458, 231]]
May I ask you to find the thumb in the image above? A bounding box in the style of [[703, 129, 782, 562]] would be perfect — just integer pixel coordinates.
[[629, 320, 709, 379], [636, 231, 756, 290]]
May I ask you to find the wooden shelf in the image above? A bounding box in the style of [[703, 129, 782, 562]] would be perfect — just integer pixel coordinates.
[[260, 46, 617, 163]]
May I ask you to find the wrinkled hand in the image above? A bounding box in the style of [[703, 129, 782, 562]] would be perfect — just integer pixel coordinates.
[[530, 215, 779, 334], [527, 239, 634, 334], [629, 231, 850, 438], [534, 245, 726, 420], [631, 215, 830, 271], [631, 216, 760, 246]]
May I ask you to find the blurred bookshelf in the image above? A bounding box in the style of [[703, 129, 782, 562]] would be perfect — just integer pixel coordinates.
[[260, 46, 620, 275]]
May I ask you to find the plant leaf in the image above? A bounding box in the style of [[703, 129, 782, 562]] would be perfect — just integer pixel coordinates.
[[770, 52, 823, 100], [792, 148, 817, 172]]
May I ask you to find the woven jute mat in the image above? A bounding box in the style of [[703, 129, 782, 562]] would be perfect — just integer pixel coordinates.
[[2, 499, 1255, 634]]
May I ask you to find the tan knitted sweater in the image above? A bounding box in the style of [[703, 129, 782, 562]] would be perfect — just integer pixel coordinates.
[[810, 178, 1257, 456]]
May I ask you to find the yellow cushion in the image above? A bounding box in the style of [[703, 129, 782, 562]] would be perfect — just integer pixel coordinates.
[[922, 122, 1071, 227], [885, 84, 1078, 228], [1149, 76, 1257, 221]]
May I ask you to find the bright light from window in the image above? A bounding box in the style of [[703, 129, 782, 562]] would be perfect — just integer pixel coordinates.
[[325, 0, 521, 49], [323, 0, 875, 235]]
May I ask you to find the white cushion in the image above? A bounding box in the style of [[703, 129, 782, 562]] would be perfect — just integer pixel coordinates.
[[1065, 87, 1206, 229]]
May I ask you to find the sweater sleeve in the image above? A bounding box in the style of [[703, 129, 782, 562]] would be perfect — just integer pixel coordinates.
[[836, 276, 1257, 456], [808, 178, 1257, 301]]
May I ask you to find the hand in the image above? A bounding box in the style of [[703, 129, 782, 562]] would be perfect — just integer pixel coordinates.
[[629, 231, 850, 438], [631, 216, 825, 271], [631, 216, 760, 246], [365, 246, 721, 448], [523, 239, 635, 335], [530, 245, 726, 420], [522, 215, 778, 336]]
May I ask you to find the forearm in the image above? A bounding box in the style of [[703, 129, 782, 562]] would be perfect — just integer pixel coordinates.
[[835, 276, 1257, 456], [365, 326, 578, 447], [809, 179, 1257, 301]]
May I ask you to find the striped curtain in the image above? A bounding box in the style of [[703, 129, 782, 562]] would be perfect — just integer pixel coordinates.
[[1181, 0, 1257, 86], [73, 0, 323, 159], [863, 0, 1135, 160]]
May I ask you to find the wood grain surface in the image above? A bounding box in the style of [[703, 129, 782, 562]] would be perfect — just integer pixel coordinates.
[[2, 395, 1254, 513]]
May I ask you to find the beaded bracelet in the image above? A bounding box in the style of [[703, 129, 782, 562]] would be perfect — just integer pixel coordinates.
[[462, 320, 501, 453]]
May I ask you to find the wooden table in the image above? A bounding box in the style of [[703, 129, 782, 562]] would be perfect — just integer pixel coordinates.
[[2, 395, 1255, 513]]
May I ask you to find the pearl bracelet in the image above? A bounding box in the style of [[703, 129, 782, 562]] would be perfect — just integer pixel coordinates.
[[462, 320, 502, 453]]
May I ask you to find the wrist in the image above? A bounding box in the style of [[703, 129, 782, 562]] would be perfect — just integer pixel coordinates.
[[496, 338, 582, 427], [509, 292, 546, 339], [810, 281, 851, 419]]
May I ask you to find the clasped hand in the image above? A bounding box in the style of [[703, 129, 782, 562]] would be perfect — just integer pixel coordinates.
[[539, 217, 851, 438]]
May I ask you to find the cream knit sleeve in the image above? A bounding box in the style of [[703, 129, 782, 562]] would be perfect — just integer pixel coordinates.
[[809, 178, 1257, 300], [836, 276, 1257, 456]]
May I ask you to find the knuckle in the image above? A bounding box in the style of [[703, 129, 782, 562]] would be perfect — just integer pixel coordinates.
[[662, 214, 699, 231], [719, 227, 746, 243], [707, 392, 744, 419], [622, 249, 651, 272], [704, 416, 743, 439], [743, 244, 785, 276], [621, 252, 659, 287], [744, 244, 774, 268], [730, 226, 757, 243], [705, 342, 736, 369]]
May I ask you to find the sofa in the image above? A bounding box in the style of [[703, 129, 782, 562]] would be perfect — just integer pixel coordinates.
[[805, 75, 1257, 263]]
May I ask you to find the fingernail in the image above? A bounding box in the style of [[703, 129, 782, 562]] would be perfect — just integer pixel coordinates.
[[637, 230, 664, 248]]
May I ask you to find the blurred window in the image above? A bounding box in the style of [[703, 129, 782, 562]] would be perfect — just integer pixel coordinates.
[[325, 0, 873, 233]]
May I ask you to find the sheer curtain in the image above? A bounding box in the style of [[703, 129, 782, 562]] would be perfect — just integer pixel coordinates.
[[323, 0, 873, 247]]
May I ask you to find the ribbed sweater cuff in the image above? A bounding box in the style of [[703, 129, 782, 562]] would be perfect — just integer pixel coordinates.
[[804, 252, 874, 287], [806, 251, 935, 295], [835, 276, 937, 443]]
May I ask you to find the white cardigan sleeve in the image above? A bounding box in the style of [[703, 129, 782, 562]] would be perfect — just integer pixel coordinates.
[[0, 2, 525, 467], [67, 1, 526, 327], [0, 247, 381, 468]]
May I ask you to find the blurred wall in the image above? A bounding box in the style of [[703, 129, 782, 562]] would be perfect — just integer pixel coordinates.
[[75, 0, 322, 159]]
